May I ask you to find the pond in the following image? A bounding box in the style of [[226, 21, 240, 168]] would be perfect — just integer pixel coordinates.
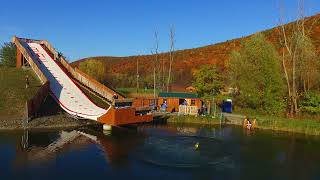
[[1, 123, 320, 180]]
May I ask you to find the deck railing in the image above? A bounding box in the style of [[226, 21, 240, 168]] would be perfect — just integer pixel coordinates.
[[178, 105, 198, 115]]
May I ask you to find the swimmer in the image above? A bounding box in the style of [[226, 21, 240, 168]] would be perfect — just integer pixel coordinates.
[[246, 119, 252, 130]]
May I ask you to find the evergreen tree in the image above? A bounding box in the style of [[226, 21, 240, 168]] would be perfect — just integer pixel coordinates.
[[0, 42, 16, 67]]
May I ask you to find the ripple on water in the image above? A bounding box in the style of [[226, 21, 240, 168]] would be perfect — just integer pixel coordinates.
[[136, 135, 235, 169]]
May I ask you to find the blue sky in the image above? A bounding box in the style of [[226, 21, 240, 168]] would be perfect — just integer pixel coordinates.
[[0, 0, 320, 61]]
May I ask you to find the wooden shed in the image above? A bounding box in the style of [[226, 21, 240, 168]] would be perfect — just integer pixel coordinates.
[[185, 86, 196, 93], [158, 92, 202, 112]]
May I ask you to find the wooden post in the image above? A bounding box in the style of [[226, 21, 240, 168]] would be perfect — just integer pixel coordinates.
[[24, 101, 29, 128], [22, 129, 29, 150], [207, 100, 211, 115], [16, 49, 23, 68]]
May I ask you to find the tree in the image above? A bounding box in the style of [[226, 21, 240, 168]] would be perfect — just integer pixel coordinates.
[[79, 59, 105, 82], [192, 65, 222, 98], [229, 33, 284, 114], [136, 59, 139, 92], [151, 31, 159, 99], [296, 36, 319, 92], [278, 0, 320, 115], [166, 25, 175, 92], [300, 92, 320, 114], [0, 42, 16, 67]]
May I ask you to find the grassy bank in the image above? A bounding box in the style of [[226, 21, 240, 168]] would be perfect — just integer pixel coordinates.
[[233, 108, 320, 135], [165, 110, 320, 136], [0, 67, 101, 130], [0, 67, 41, 119], [252, 115, 320, 136], [167, 114, 221, 125]]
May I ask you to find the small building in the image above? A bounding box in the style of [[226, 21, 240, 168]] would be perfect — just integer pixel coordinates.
[[158, 92, 202, 112], [185, 86, 196, 93]]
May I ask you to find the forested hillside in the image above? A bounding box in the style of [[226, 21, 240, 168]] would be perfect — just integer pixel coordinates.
[[72, 14, 320, 89]]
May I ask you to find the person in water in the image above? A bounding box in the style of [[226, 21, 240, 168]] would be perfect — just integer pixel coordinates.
[[246, 118, 252, 130]]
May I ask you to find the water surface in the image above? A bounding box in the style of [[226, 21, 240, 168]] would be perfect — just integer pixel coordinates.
[[1, 124, 320, 180]]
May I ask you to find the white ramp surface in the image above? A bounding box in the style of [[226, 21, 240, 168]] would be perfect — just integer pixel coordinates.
[[26, 43, 108, 120]]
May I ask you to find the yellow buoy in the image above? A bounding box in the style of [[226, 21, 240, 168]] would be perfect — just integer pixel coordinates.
[[195, 142, 199, 149]]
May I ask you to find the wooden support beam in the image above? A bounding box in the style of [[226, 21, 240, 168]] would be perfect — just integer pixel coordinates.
[[16, 49, 23, 68]]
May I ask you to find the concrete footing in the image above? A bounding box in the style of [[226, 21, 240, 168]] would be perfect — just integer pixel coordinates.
[[103, 124, 112, 135], [103, 124, 112, 131]]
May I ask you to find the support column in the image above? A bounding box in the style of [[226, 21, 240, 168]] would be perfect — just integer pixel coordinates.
[[16, 49, 23, 68], [103, 124, 112, 135], [103, 124, 112, 131]]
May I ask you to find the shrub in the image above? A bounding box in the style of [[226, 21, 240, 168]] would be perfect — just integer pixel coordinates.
[[300, 92, 320, 114], [0, 42, 16, 67]]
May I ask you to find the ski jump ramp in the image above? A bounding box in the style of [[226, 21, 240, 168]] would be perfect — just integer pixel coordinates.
[[27, 42, 108, 120], [13, 37, 152, 125]]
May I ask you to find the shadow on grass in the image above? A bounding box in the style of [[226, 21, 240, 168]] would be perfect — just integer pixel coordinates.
[[36, 95, 63, 117]]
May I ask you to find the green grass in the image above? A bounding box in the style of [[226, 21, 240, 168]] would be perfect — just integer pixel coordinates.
[[0, 67, 41, 118], [252, 115, 320, 135], [166, 106, 320, 135], [0, 66, 109, 120], [77, 84, 110, 109], [234, 107, 320, 135]]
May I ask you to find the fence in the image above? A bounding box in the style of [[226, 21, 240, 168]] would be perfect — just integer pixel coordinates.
[[178, 105, 199, 115]]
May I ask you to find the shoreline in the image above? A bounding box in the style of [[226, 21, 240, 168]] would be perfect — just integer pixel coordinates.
[[2, 112, 320, 136], [166, 114, 320, 136], [0, 113, 100, 131]]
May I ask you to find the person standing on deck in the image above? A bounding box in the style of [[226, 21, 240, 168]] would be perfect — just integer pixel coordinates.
[[183, 99, 188, 106], [161, 101, 168, 112]]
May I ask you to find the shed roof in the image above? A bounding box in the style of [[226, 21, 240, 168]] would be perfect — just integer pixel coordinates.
[[159, 92, 199, 98], [186, 86, 196, 90]]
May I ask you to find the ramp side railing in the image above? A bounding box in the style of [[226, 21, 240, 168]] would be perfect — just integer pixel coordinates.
[[41, 39, 126, 103], [12, 37, 48, 84], [12, 36, 50, 121]]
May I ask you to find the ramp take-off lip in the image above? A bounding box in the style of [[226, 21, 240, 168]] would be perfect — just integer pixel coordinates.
[[26, 42, 108, 120]]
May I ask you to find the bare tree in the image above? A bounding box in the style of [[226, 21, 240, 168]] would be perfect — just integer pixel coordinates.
[[151, 31, 159, 99], [278, 0, 319, 116], [167, 25, 175, 92], [136, 59, 139, 92], [162, 52, 165, 91], [278, 0, 302, 115]]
